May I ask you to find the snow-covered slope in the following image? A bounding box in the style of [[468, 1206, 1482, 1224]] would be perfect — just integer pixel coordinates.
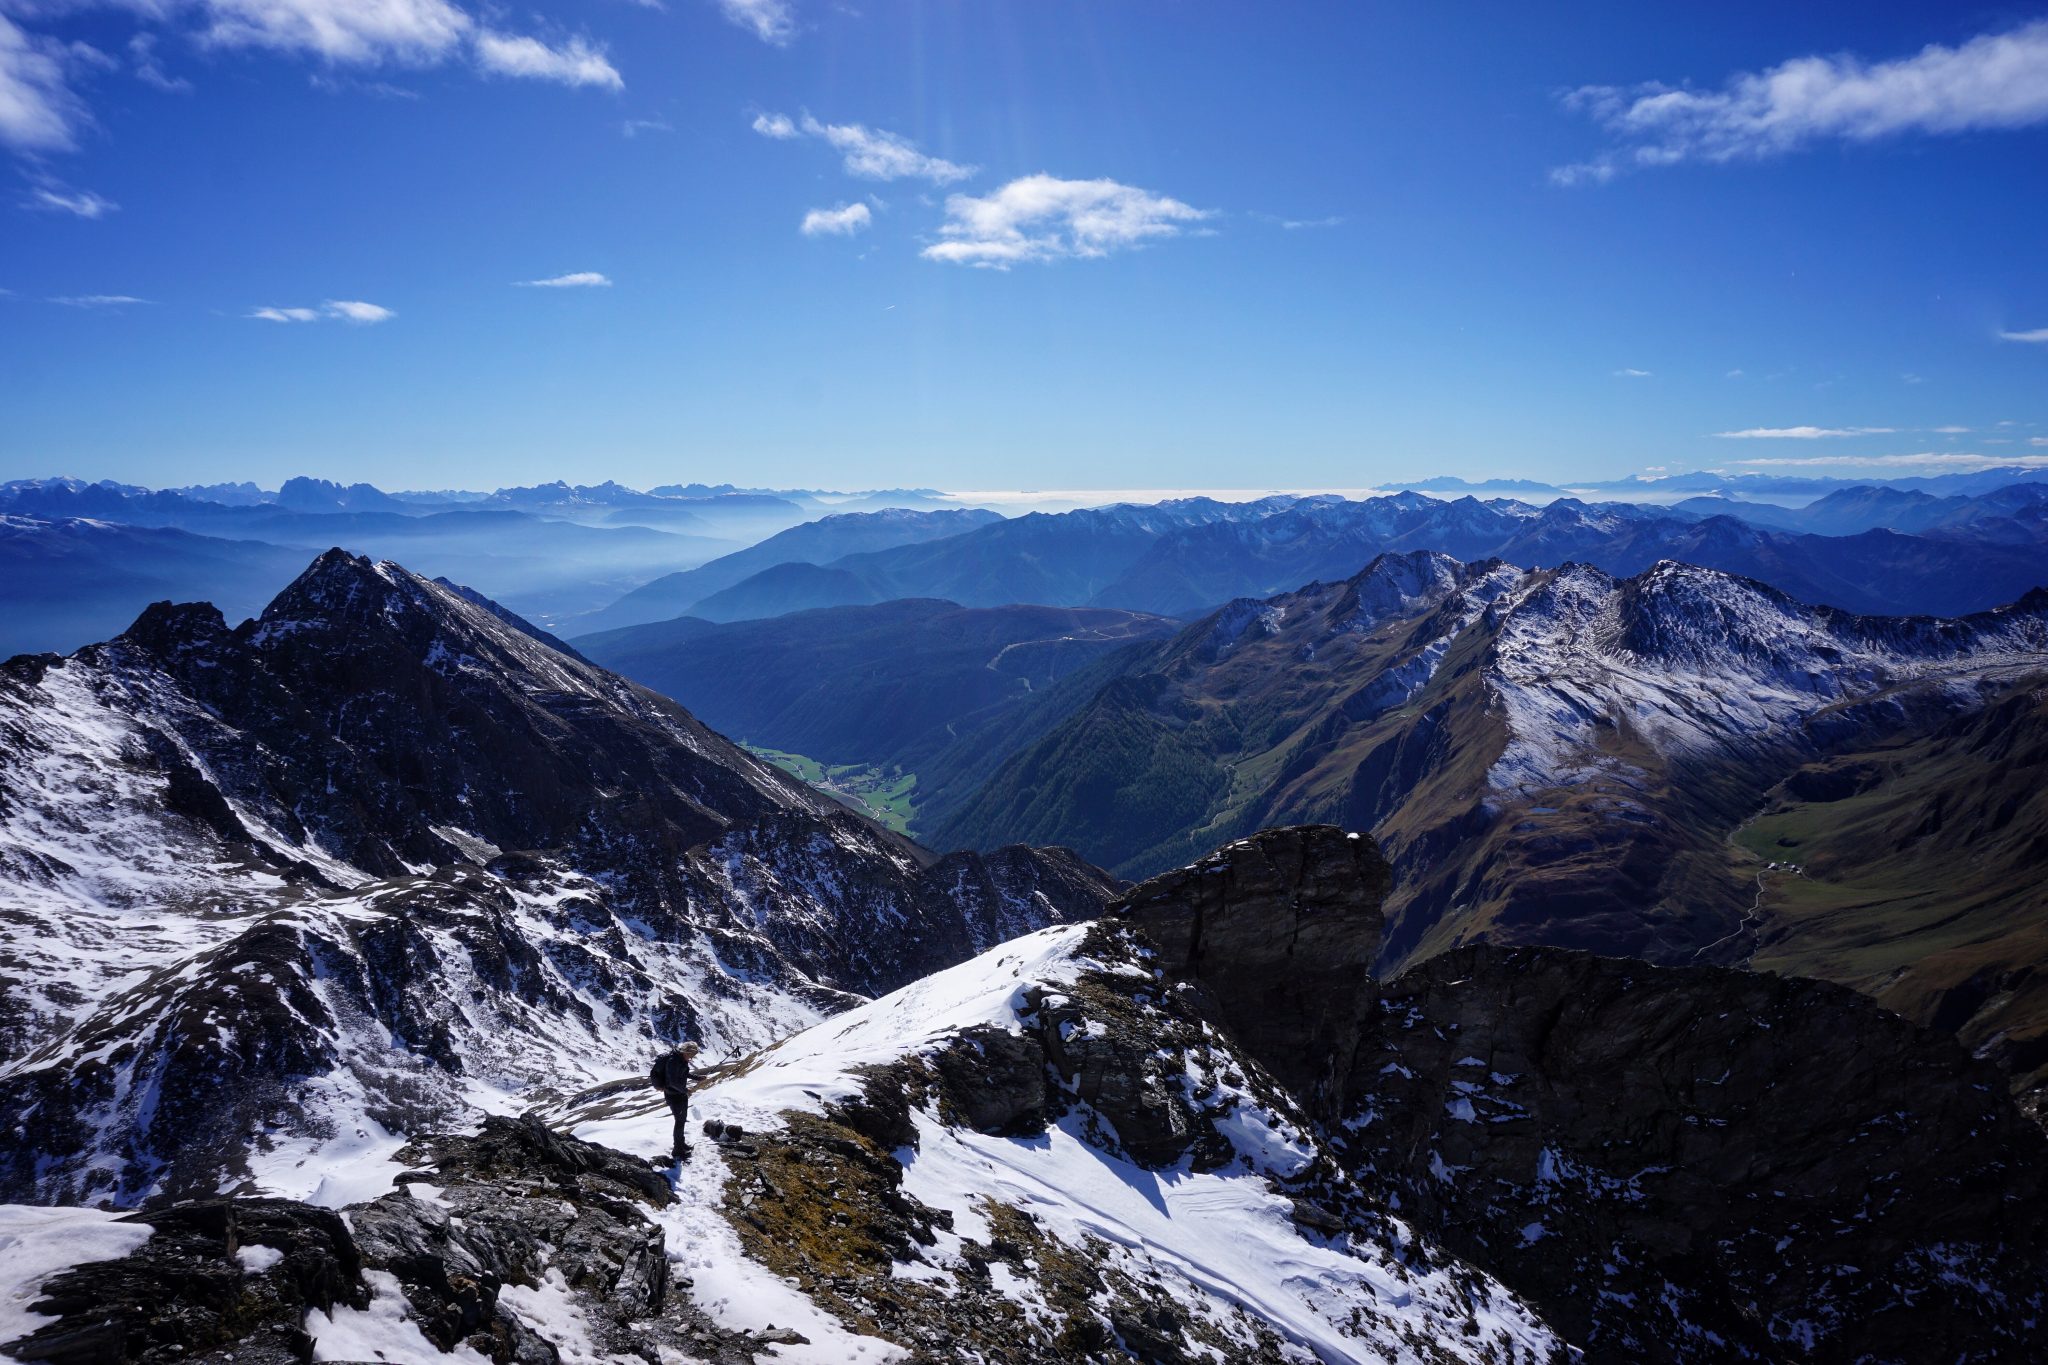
[[0, 551, 1113, 1206], [1483, 562, 2048, 794], [561, 919, 1562, 1365]]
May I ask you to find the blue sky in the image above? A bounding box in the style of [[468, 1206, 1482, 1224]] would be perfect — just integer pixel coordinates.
[[2, 0, 2046, 492]]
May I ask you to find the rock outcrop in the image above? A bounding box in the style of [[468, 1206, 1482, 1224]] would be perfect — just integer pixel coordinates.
[[2, 1118, 786, 1365], [1115, 824, 1390, 1121]]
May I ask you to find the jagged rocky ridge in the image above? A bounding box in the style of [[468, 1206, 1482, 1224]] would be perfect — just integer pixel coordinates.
[[9, 826, 2042, 1364], [0, 550, 1112, 1207]]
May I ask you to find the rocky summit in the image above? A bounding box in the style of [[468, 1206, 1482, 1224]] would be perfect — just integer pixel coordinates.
[[7, 820, 2041, 1363]]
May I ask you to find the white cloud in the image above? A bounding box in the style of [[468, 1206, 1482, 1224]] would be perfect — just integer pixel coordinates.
[[2032, 437, 2048, 448], [198, 0, 475, 65], [1282, 215, 1343, 230], [323, 298, 393, 323], [251, 298, 394, 323], [24, 184, 116, 217], [0, 14, 87, 151], [516, 271, 613, 287], [4, 3, 623, 144], [622, 116, 670, 136], [473, 30, 621, 89], [2000, 327, 2048, 343], [1714, 425, 1894, 439], [923, 174, 1211, 267], [1734, 452, 2048, 470], [798, 113, 973, 182], [715, 0, 795, 46], [1555, 19, 2048, 181], [750, 110, 797, 138], [50, 294, 149, 307], [1613, 367, 1651, 377], [1932, 425, 1972, 434], [800, 201, 870, 236], [1726, 368, 1745, 378]]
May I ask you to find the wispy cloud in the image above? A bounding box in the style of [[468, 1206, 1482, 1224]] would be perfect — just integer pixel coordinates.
[[800, 201, 871, 236], [804, 114, 972, 182], [473, 30, 622, 89], [197, 0, 476, 65], [324, 299, 394, 323], [516, 271, 613, 287], [715, 0, 797, 46], [1554, 19, 2048, 183], [2000, 327, 2048, 343], [622, 117, 671, 137], [1932, 425, 1972, 434], [1613, 367, 1651, 378], [1734, 452, 2048, 470], [249, 299, 395, 323], [50, 294, 149, 308], [753, 109, 974, 182], [0, 14, 89, 152], [923, 174, 1211, 268], [1714, 425, 1894, 439], [23, 184, 116, 218], [1252, 211, 1344, 230], [129, 33, 192, 93]]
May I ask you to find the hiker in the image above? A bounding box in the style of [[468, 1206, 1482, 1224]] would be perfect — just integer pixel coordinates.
[[650, 1042, 700, 1162]]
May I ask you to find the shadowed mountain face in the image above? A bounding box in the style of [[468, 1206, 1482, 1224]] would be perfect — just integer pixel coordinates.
[[13, 827, 2040, 1365], [676, 491, 2048, 623], [930, 552, 2048, 1099], [575, 598, 1179, 777], [0, 551, 1113, 1207]]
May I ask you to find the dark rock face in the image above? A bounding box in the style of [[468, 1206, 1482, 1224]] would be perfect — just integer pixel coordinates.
[[1115, 824, 1390, 1121], [1093, 826, 2048, 1362], [3, 1200, 363, 1365], [1345, 947, 2048, 1362]]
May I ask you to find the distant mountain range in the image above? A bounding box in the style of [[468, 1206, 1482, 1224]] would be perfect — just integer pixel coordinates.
[[569, 507, 1006, 633], [0, 517, 309, 658], [1673, 479, 2048, 541], [11, 470, 2048, 662], [663, 489, 2048, 622]]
